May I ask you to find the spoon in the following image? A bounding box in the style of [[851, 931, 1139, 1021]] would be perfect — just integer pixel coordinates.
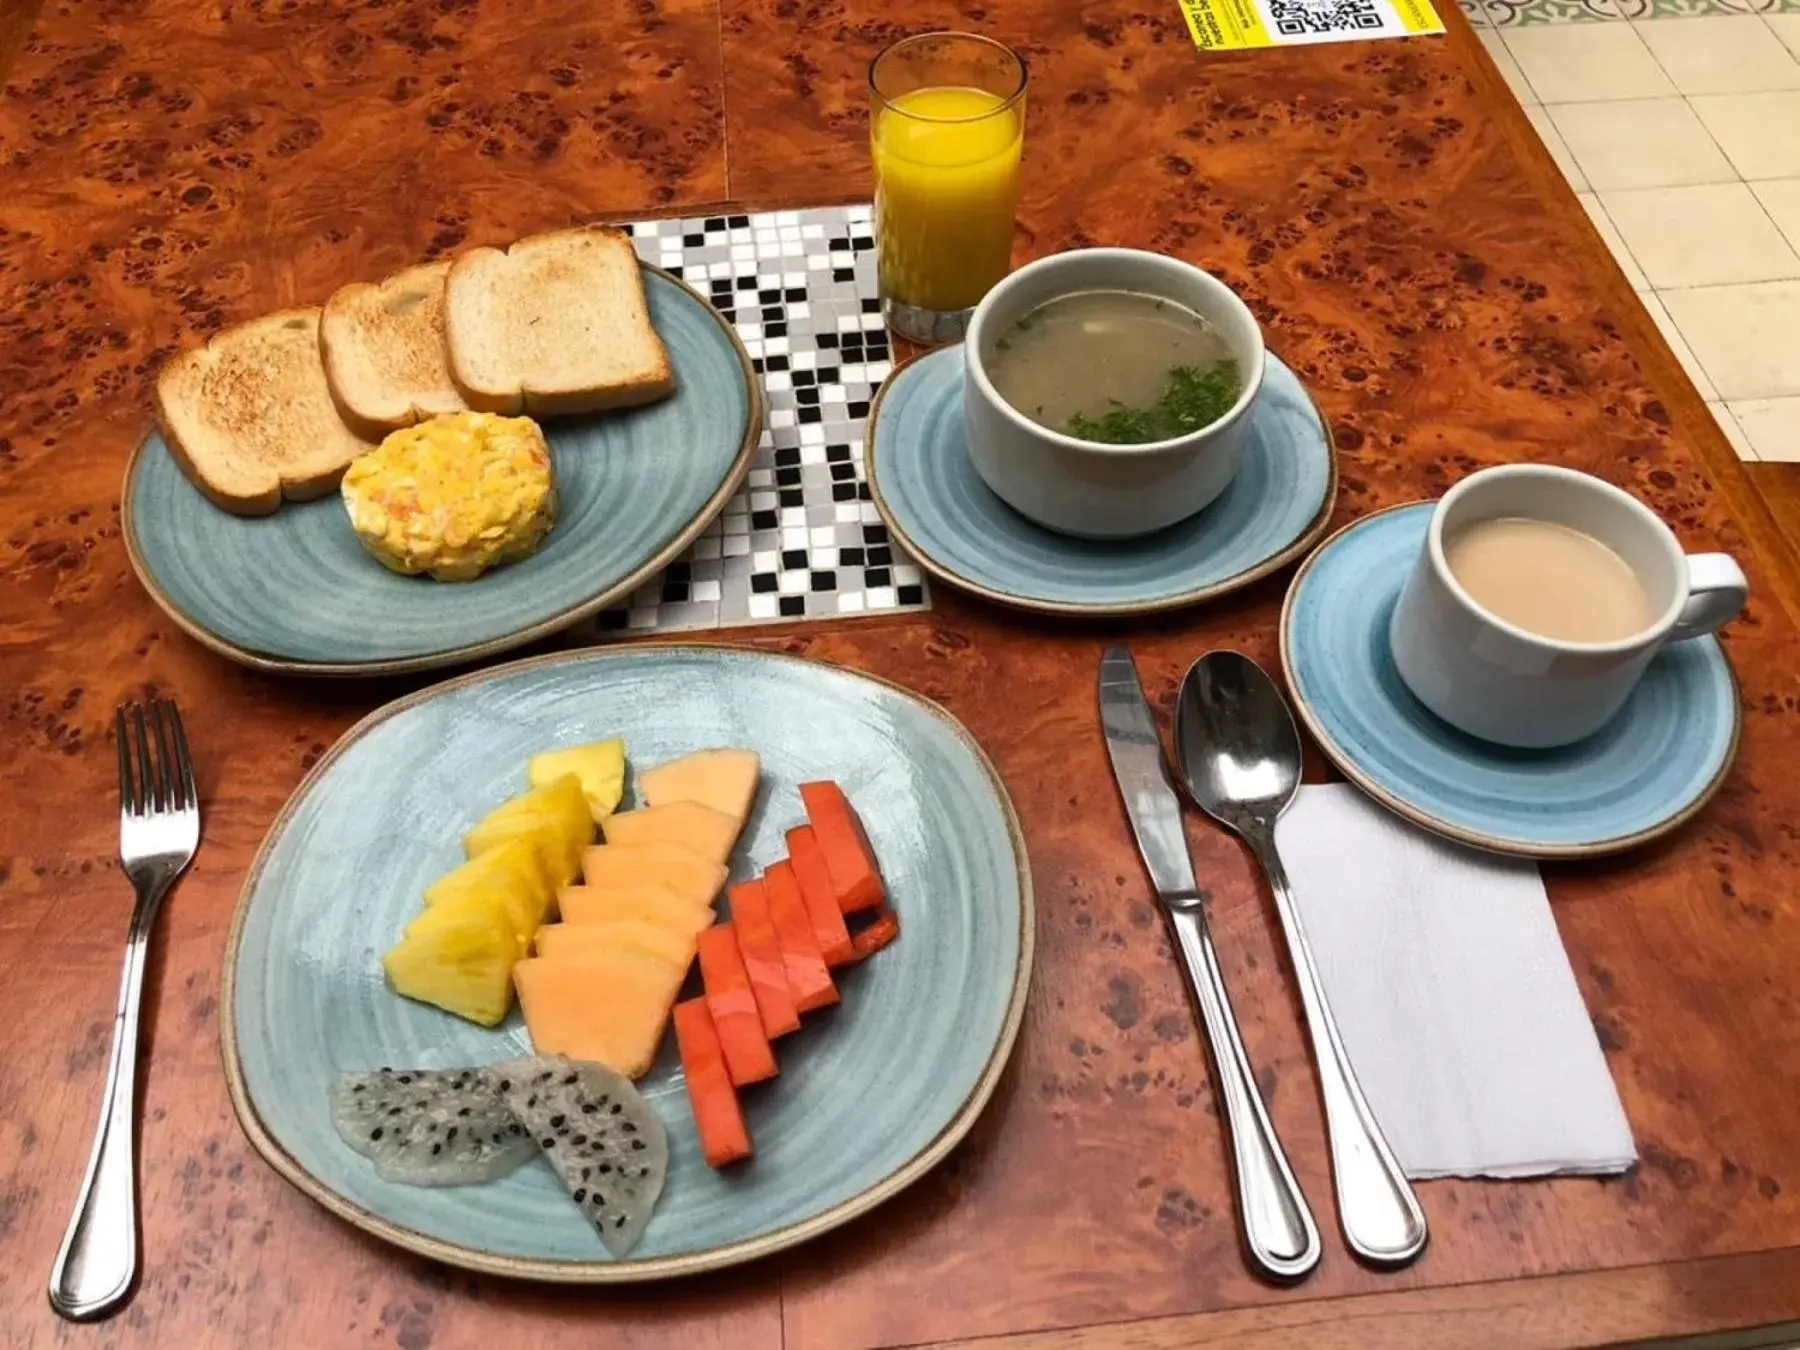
[[1175, 650, 1429, 1268]]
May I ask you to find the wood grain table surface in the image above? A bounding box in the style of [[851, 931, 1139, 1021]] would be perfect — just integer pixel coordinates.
[[4, 1, 1800, 1347]]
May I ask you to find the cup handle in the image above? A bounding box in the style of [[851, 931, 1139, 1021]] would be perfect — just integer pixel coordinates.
[[1668, 553, 1749, 642]]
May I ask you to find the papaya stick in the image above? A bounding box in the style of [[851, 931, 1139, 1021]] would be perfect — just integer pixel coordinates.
[[785, 825, 855, 965], [673, 998, 753, 1167], [696, 923, 777, 1085], [849, 908, 900, 960], [798, 781, 886, 914], [763, 861, 838, 1013], [727, 879, 800, 1038]]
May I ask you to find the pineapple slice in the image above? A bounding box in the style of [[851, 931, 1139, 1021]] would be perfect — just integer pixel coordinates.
[[424, 838, 553, 955], [465, 775, 592, 888], [385, 893, 520, 1027], [528, 740, 627, 822]]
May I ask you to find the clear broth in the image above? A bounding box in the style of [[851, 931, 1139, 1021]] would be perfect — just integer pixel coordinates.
[[984, 289, 1237, 443]]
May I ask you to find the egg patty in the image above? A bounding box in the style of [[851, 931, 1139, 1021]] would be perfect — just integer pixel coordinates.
[[341, 412, 557, 582]]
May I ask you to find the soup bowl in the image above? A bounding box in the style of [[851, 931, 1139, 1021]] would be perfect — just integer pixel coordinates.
[[963, 247, 1267, 539]]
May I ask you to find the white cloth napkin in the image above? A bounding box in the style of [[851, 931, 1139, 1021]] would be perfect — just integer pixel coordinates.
[[1272, 783, 1636, 1179]]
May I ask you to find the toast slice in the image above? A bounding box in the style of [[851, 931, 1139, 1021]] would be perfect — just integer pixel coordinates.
[[155, 309, 376, 516], [444, 226, 676, 417], [320, 260, 469, 438]]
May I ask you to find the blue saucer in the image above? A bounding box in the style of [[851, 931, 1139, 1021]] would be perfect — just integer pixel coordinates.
[[1279, 503, 1741, 858], [866, 348, 1337, 615]]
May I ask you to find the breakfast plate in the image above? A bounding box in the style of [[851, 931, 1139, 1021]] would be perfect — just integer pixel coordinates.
[[866, 346, 1337, 615], [221, 645, 1033, 1280], [1280, 503, 1742, 858], [124, 266, 760, 677]]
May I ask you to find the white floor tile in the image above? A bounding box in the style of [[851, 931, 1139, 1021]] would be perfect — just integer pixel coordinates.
[[1598, 184, 1800, 288], [1690, 91, 1800, 181], [1503, 23, 1673, 105], [1661, 281, 1800, 401], [1632, 16, 1800, 97], [1768, 14, 1800, 65], [1480, 29, 1537, 105], [1578, 192, 1648, 289], [1524, 105, 1587, 190], [1709, 402, 1758, 460], [1549, 98, 1736, 192], [1726, 396, 1800, 462], [1639, 291, 1718, 399], [1751, 179, 1800, 254]]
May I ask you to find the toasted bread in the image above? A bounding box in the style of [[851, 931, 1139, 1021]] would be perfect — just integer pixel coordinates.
[[320, 261, 469, 438], [154, 309, 377, 517], [444, 226, 675, 417]]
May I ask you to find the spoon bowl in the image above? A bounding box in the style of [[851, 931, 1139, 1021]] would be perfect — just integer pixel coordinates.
[[1175, 649, 1303, 835]]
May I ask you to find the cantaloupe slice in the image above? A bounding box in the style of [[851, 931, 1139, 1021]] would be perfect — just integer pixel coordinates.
[[557, 883, 714, 936], [581, 842, 727, 910], [534, 918, 696, 972], [601, 801, 740, 865], [638, 749, 760, 828], [514, 951, 684, 1078]]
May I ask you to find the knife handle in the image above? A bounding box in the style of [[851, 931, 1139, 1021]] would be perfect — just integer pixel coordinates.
[[1168, 904, 1321, 1282]]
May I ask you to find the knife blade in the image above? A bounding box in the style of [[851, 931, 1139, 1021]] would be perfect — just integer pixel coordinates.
[[1099, 647, 1205, 909], [1098, 646, 1322, 1282]]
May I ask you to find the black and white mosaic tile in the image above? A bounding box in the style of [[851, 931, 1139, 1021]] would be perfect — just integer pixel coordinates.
[[575, 205, 929, 638]]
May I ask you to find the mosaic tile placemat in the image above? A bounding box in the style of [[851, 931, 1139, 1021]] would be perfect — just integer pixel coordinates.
[[571, 205, 931, 640]]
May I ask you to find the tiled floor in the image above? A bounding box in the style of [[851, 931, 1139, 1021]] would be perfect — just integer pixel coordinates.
[[1468, 0, 1800, 462]]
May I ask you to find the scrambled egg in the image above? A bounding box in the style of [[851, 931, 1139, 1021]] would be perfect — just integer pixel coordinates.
[[341, 412, 557, 582]]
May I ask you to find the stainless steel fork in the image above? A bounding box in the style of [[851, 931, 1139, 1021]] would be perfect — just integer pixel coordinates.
[[48, 700, 199, 1322]]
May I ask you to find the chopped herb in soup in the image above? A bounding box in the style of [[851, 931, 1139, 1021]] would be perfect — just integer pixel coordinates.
[[985, 289, 1242, 446]]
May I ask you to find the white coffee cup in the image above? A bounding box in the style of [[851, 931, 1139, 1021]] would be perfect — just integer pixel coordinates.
[[1387, 464, 1748, 749]]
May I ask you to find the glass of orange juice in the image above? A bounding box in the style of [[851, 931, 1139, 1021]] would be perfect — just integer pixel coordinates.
[[870, 32, 1027, 345]]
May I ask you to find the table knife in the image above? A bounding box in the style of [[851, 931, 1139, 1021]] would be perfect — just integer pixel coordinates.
[[1099, 647, 1321, 1282]]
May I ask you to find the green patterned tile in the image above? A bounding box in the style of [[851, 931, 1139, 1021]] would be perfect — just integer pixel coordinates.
[[1478, 0, 1622, 26], [1618, 0, 1797, 14]]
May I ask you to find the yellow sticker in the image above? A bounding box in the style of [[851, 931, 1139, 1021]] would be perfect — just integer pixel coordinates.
[[1180, 0, 1442, 49], [1179, 0, 1274, 49]]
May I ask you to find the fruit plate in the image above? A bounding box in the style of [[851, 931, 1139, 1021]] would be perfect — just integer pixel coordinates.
[[123, 265, 760, 678], [220, 645, 1034, 1281]]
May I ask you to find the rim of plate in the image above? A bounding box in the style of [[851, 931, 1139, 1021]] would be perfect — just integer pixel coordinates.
[[122, 264, 763, 679], [863, 347, 1340, 617], [1277, 502, 1743, 860], [218, 641, 1038, 1283]]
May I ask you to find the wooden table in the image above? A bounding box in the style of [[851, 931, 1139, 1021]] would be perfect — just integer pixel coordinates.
[[5, 2, 1800, 1346]]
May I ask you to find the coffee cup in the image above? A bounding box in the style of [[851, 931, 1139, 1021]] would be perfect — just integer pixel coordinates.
[[1387, 464, 1748, 749]]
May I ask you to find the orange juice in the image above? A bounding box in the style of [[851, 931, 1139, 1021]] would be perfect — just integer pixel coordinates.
[[872, 85, 1024, 313]]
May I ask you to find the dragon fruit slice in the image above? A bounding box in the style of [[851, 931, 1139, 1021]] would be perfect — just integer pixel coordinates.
[[330, 1067, 536, 1186], [482, 1054, 669, 1257]]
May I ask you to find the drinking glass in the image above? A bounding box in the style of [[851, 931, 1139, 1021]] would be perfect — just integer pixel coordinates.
[[869, 32, 1027, 345]]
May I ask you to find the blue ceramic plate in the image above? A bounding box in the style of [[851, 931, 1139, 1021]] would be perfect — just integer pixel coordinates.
[[125, 268, 759, 677], [866, 347, 1337, 615], [1279, 503, 1741, 858], [221, 645, 1033, 1281]]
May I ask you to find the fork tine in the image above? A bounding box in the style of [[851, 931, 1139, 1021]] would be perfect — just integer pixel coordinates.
[[116, 706, 136, 818], [150, 701, 176, 814], [131, 704, 156, 815], [165, 700, 197, 814]]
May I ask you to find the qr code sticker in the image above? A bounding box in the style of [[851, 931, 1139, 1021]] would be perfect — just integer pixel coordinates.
[[1267, 0, 1387, 33]]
